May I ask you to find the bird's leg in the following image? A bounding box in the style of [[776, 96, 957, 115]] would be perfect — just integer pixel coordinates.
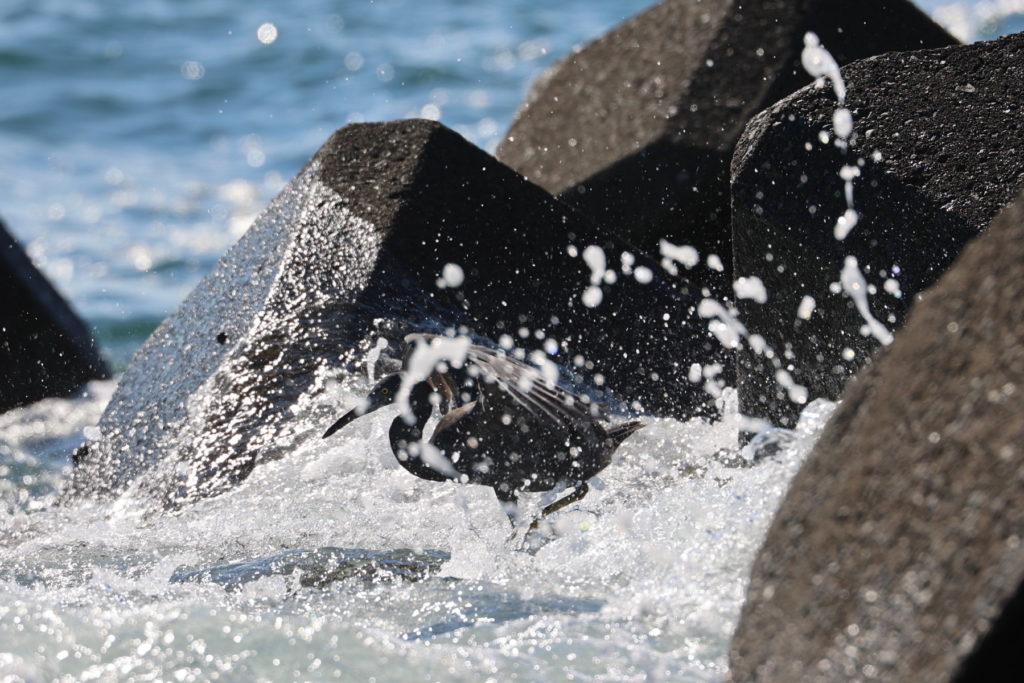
[[541, 481, 589, 517], [493, 487, 519, 527], [527, 482, 590, 534]]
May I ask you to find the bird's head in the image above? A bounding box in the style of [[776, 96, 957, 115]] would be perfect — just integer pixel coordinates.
[[322, 373, 402, 438]]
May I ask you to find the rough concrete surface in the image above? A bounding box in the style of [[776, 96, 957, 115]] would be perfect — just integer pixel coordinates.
[[1, 217, 109, 412], [498, 0, 954, 287], [730, 192, 1024, 681], [732, 32, 1024, 428], [67, 120, 722, 507]]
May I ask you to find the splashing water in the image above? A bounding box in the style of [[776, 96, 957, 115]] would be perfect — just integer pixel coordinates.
[[398, 335, 473, 421], [801, 33, 846, 103], [659, 239, 700, 275], [580, 245, 608, 308], [435, 263, 465, 290], [797, 295, 817, 321], [733, 277, 767, 304], [4, 2, 1002, 678], [1, 379, 835, 680], [840, 257, 895, 345], [802, 32, 862, 243], [696, 297, 808, 407], [802, 34, 893, 347]]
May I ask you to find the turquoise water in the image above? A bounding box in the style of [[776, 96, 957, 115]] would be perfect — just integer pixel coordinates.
[[0, 1, 1015, 680]]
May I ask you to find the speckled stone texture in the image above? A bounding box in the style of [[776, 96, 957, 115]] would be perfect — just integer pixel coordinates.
[[1, 217, 109, 412], [66, 120, 721, 507], [496, 0, 954, 288], [729, 192, 1024, 681], [732, 32, 1024, 429]]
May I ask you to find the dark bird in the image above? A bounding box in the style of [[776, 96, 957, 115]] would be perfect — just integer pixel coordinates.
[[323, 334, 644, 526]]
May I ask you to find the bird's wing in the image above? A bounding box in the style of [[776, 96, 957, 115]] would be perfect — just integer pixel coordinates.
[[404, 333, 608, 430], [431, 400, 477, 440], [468, 344, 609, 431], [427, 370, 458, 413]]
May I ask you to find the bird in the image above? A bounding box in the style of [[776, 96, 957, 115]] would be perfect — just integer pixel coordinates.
[[322, 333, 644, 528]]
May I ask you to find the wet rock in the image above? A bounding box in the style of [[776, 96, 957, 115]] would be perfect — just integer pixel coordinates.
[[171, 547, 450, 590], [0, 216, 109, 412], [732, 32, 1024, 428], [66, 119, 722, 507], [730, 192, 1024, 681], [497, 0, 954, 286]]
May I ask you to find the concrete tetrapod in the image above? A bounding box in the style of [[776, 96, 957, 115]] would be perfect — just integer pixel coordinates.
[[730, 191, 1024, 681], [732, 32, 1024, 428], [498, 0, 954, 291], [1, 216, 108, 412], [66, 120, 720, 508]]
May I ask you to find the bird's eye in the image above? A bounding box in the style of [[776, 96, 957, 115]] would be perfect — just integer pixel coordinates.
[[380, 388, 390, 395]]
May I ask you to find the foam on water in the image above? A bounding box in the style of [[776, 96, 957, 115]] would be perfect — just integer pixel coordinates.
[[0, 380, 834, 680]]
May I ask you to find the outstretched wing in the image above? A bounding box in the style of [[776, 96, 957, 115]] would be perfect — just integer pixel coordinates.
[[404, 333, 607, 432]]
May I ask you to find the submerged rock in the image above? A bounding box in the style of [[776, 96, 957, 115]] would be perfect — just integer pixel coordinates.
[[732, 32, 1024, 428], [497, 0, 954, 286], [0, 216, 109, 412], [67, 120, 721, 507], [171, 547, 449, 590], [730, 192, 1024, 681]]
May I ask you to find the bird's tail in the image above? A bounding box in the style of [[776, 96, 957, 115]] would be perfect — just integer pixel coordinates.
[[603, 419, 645, 448]]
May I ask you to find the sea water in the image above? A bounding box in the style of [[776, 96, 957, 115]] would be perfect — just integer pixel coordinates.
[[1, 380, 835, 681], [0, 1, 1016, 680]]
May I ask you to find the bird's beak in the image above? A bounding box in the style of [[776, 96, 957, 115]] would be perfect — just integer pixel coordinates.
[[322, 375, 400, 438], [322, 407, 362, 438]]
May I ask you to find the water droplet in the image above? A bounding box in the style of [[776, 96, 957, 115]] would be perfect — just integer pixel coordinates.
[[257, 22, 279, 45]]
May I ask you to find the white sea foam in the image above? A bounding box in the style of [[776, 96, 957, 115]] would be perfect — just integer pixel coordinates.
[[0, 382, 833, 681]]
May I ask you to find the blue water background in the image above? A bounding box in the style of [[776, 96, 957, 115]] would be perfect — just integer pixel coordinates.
[[0, 0, 1014, 369]]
